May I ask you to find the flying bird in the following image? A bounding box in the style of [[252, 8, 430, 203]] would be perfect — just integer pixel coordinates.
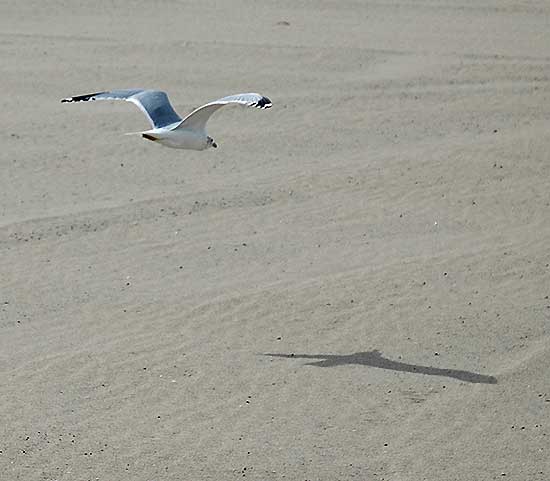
[[61, 89, 272, 150]]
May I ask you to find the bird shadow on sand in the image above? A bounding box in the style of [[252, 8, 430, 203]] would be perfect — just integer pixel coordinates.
[[263, 350, 497, 384]]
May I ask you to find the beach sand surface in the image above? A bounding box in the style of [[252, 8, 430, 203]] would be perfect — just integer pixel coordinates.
[[1, 1, 550, 480]]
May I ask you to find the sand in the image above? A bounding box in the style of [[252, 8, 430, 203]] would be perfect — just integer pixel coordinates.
[[1, 1, 550, 480]]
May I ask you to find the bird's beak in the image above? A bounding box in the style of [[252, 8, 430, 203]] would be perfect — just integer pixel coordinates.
[[212, 142, 218, 148]]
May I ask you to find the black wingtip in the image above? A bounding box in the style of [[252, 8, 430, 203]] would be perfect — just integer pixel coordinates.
[[60, 91, 105, 103], [257, 96, 272, 109]]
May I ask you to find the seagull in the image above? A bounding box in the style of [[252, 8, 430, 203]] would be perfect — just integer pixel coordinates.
[[61, 89, 272, 150]]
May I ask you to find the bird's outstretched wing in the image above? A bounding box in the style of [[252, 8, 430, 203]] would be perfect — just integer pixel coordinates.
[[61, 89, 182, 129], [175, 93, 272, 132]]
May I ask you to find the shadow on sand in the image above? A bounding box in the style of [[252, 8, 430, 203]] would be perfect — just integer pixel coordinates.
[[264, 350, 497, 384]]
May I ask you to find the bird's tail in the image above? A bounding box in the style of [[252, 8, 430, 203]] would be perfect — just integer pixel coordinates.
[[124, 131, 159, 142]]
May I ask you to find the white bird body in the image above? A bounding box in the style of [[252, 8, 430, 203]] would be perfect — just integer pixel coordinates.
[[61, 89, 272, 150], [140, 125, 210, 150]]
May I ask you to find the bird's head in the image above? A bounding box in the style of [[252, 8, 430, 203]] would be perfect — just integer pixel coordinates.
[[207, 136, 218, 149]]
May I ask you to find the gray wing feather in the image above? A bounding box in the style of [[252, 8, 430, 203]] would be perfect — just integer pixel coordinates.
[[61, 89, 182, 129], [176, 93, 272, 132]]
